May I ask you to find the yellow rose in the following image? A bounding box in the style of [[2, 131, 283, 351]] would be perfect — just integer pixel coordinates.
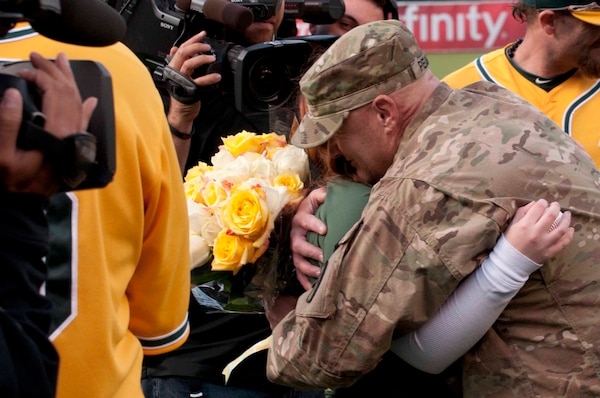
[[273, 172, 304, 199], [257, 133, 286, 158], [184, 177, 228, 207], [200, 180, 228, 208], [184, 161, 211, 182], [212, 230, 256, 275], [258, 132, 286, 146], [222, 131, 262, 157], [184, 177, 208, 203], [219, 184, 270, 240]]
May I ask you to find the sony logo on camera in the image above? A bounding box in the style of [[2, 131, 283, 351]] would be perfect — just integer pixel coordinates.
[[160, 21, 176, 30]]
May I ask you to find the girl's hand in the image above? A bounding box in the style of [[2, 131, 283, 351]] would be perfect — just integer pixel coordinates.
[[505, 199, 574, 264]]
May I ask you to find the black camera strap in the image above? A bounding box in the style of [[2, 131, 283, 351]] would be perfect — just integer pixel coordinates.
[[162, 65, 204, 105], [161, 40, 236, 105], [18, 119, 97, 190]]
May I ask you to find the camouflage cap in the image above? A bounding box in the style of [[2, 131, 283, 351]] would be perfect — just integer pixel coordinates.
[[291, 20, 429, 149]]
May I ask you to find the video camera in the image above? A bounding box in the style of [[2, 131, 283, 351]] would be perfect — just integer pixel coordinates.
[[0, 0, 123, 191], [117, 0, 342, 115], [0, 60, 117, 191]]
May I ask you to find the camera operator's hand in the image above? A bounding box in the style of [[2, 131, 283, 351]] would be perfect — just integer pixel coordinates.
[[0, 52, 97, 197], [166, 31, 222, 172], [167, 31, 222, 136]]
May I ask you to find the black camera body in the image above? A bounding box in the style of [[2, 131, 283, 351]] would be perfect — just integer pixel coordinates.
[[233, 37, 333, 113], [118, 0, 340, 114], [0, 61, 116, 191]]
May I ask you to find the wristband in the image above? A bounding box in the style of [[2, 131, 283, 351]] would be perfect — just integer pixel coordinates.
[[61, 132, 97, 189], [169, 124, 195, 140]]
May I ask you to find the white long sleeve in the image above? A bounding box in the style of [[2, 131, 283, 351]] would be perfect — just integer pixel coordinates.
[[390, 235, 541, 374]]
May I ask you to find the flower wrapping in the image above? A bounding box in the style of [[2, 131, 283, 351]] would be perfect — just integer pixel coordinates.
[[185, 131, 309, 313]]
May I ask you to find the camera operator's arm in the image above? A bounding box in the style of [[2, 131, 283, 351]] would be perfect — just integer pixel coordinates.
[[0, 52, 97, 196], [166, 31, 221, 173], [0, 51, 95, 397]]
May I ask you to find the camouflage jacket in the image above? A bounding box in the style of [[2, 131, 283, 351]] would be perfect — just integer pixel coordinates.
[[267, 82, 600, 397]]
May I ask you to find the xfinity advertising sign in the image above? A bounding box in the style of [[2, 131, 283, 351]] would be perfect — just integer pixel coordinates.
[[397, 1, 526, 52]]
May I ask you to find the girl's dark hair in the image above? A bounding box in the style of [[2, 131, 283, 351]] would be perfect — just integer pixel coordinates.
[[380, 0, 399, 20]]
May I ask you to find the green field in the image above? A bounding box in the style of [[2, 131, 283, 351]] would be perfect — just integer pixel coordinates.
[[427, 52, 485, 78]]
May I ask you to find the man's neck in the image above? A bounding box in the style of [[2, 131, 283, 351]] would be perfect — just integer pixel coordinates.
[[507, 38, 577, 92], [513, 34, 577, 74]]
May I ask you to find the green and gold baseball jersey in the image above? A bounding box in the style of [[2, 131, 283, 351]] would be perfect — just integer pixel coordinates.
[[444, 44, 600, 167]]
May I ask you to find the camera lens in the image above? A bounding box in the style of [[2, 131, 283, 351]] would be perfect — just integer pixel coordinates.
[[246, 4, 270, 20], [235, 40, 316, 113], [247, 56, 289, 101]]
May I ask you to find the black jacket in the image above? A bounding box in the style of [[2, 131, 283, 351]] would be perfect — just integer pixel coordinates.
[[0, 191, 58, 397]]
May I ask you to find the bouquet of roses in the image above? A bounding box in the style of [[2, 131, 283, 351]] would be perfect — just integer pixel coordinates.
[[184, 130, 309, 313]]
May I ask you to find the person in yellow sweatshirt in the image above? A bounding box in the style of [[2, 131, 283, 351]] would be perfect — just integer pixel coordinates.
[[444, 0, 600, 167]]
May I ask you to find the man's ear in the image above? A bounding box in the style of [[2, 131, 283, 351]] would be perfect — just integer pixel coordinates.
[[371, 95, 396, 130], [538, 10, 558, 35]]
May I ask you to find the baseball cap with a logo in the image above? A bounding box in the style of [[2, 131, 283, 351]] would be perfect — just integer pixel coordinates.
[[291, 19, 429, 149], [522, 1, 600, 26]]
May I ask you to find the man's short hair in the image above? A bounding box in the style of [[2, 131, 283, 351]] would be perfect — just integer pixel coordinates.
[[521, 0, 600, 25]]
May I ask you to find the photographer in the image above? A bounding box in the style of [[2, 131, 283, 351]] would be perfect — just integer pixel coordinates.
[[165, 0, 296, 172], [309, 0, 398, 35], [0, 52, 96, 397], [140, 1, 322, 397], [1, 13, 191, 398]]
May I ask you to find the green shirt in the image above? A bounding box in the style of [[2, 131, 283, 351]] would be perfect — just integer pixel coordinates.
[[307, 178, 371, 285]]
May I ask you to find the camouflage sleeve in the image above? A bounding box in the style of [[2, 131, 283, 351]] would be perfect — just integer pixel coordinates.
[[267, 178, 502, 389]]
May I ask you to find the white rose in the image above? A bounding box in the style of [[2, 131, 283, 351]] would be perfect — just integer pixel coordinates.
[[272, 146, 309, 183], [188, 200, 222, 270], [262, 184, 291, 217], [210, 150, 234, 169], [188, 199, 222, 243], [188, 200, 213, 234], [209, 156, 252, 185], [249, 156, 277, 180], [200, 215, 222, 246], [190, 233, 211, 270]]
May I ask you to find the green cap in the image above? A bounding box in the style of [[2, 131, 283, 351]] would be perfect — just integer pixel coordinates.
[[291, 20, 429, 149], [521, 0, 600, 25]]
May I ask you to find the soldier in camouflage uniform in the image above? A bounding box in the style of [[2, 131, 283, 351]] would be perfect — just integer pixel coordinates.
[[266, 20, 600, 397]]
